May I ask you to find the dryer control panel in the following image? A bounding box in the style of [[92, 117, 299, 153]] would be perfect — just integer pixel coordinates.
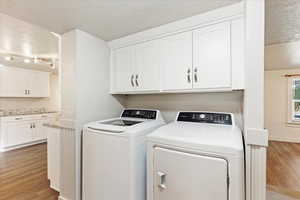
[[177, 112, 232, 125]]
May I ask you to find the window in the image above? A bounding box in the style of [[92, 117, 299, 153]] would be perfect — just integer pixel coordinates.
[[292, 79, 300, 120], [288, 78, 300, 123]]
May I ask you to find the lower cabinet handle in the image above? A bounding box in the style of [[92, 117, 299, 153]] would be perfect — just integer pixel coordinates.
[[157, 171, 167, 190], [131, 75, 135, 87], [135, 74, 139, 87]]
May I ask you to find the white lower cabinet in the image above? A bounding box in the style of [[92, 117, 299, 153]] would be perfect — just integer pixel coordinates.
[[4, 121, 33, 147], [153, 147, 228, 200], [0, 114, 56, 151]]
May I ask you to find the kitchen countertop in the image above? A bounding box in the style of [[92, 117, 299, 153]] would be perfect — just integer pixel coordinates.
[[0, 111, 59, 118], [43, 120, 75, 131]]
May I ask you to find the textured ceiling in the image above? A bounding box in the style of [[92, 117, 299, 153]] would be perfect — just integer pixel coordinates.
[[0, 0, 240, 41], [0, 0, 299, 63], [265, 0, 300, 45]]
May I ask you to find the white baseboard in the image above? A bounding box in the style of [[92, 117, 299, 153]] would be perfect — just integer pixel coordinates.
[[268, 136, 300, 143], [0, 140, 47, 152], [58, 196, 69, 200], [50, 183, 60, 193]]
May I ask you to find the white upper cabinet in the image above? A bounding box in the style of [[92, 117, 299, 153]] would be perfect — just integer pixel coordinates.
[[0, 67, 29, 97], [112, 40, 161, 93], [0, 66, 50, 97], [160, 32, 193, 91], [30, 70, 50, 97], [135, 40, 160, 91], [192, 22, 231, 89], [113, 46, 135, 92], [110, 16, 245, 94]]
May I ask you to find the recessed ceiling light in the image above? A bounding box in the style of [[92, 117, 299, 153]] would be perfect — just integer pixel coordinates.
[[24, 58, 31, 63], [4, 56, 13, 61]]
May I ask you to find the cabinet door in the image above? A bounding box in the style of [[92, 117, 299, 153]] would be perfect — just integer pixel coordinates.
[[112, 46, 135, 92], [32, 120, 48, 141], [160, 31, 193, 90], [193, 22, 231, 89], [0, 66, 29, 97], [30, 71, 50, 97], [3, 122, 33, 147], [135, 40, 160, 91], [153, 147, 228, 200]]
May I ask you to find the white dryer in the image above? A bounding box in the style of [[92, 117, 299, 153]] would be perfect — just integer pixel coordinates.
[[147, 111, 244, 200], [82, 109, 165, 200]]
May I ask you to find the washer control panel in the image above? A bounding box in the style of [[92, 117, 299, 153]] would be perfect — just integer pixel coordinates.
[[121, 109, 157, 120], [177, 112, 232, 125]]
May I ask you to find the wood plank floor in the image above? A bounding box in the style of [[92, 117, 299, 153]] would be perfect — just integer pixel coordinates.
[[267, 141, 300, 199], [0, 143, 59, 200]]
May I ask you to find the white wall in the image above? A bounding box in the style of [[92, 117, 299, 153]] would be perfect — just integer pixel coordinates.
[[60, 29, 124, 200], [124, 91, 244, 127], [265, 41, 300, 71], [60, 30, 77, 200], [0, 73, 60, 112], [265, 69, 300, 143], [75, 30, 124, 127]]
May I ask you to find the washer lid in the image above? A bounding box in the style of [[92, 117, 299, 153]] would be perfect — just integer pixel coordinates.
[[147, 122, 244, 157], [100, 119, 143, 127]]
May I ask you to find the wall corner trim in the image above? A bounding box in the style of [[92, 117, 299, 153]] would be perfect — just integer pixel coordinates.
[[246, 128, 269, 147]]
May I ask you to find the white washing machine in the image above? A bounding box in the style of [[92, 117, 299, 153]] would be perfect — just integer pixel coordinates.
[[82, 109, 165, 200], [147, 111, 244, 200]]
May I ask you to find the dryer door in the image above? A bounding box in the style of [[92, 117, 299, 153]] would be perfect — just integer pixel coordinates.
[[153, 147, 228, 200]]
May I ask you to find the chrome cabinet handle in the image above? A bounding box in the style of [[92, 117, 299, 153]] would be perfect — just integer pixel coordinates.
[[135, 74, 139, 87], [33, 123, 36, 128], [28, 90, 30, 95], [30, 123, 33, 129], [24, 90, 27, 95], [187, 68, 191, 83], [130, 75, 135, 87], [194, 68, 198, 82], [15, 117, 23, 120], [157, 171, 167, 190]]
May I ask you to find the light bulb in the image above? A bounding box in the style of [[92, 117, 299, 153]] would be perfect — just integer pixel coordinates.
[[4, 56, 13, 61], [24, 58, 31, 63]]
